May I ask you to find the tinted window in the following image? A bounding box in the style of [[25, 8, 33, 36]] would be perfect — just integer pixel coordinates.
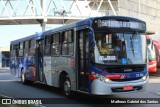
[[52, 33, 60, 44], [20, 42, 23, 49], [25, 41, 29, 49], [44, 36, 51, 55], [30, 39, 35, 48], [45, 35, 51, 46], [29, 39, 35, 56], [62, 30, 73, 43], [51, 33, 60, 56], [62, 30, 74, 55]]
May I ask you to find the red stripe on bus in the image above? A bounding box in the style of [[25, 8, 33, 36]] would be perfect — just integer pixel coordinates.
[[103, 74, 122, 79], [89, 74, 97, 80]]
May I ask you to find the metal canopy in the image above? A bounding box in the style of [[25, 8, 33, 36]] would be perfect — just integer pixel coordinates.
[[0, 0, 118, 31]]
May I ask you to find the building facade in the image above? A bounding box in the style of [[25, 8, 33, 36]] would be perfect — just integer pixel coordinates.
[[118, 0, 160, 39]]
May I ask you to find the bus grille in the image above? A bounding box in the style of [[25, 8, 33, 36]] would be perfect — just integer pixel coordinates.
[[107, 67, 145, 73], [110, 77, 142, 82]]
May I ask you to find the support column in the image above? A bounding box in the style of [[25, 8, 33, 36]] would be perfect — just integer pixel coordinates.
[[41, 22, 46, 32], [41, 18, 47, 32], [0, 51, 2, 68], [41, 0, 47, 32]]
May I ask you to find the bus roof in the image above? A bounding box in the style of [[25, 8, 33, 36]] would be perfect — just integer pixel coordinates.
[[10, 16, 145, 44], [10, 34, 37, 44], [42, 16, 145, 35]]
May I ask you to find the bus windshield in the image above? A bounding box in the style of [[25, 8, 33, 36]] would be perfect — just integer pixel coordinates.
[[92, 32, 146, 65]]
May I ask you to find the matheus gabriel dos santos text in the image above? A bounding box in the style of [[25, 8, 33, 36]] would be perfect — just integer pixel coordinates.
[[2, 99, 42, 105], [111, 99, 159, 104]]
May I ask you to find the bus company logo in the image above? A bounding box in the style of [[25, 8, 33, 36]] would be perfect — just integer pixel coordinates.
[[2, 99, 11, 104], [126, 74, 130, 78], [120, 74, 126, 79], [124, 69, 132, 72]]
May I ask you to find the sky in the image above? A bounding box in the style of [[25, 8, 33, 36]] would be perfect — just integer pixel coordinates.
[[0, 25, 41, 48], [0, 24, 61, 49]]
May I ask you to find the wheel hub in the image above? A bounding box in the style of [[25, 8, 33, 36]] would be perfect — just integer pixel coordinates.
[[64, 80, 71, 95], [22, 73, 25, 82]]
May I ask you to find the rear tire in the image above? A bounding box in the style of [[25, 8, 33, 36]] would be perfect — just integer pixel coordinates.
[[21, 69, 26, 84], [63, 76, 73, 97], [21, 69, 33, 85]]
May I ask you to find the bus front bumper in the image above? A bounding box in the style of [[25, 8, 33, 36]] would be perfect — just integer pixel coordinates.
[[91, 76, 149, 95]]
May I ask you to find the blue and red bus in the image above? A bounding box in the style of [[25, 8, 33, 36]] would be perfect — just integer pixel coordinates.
[[10, 16, 148, 96], [152, 40, 160, 68]]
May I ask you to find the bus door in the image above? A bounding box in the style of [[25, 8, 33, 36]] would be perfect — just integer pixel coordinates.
[[76, 30, 89, 92], [36, 39, 44, 82]]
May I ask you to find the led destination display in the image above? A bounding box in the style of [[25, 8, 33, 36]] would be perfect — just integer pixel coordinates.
[[94, 19, 146, 31]]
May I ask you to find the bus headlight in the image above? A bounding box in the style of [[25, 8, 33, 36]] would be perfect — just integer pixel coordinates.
[[92, 72, 110, 83], [104, 78, 110, 83], [141, 75, 148, 81]]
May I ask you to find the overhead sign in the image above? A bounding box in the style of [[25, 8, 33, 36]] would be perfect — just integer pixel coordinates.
[[97, 19, 145, 30]]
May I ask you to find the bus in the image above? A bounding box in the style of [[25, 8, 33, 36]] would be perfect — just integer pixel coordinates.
[[152, 40, 160, 68], [146, 35, 157, 73], [10, 16, 148, 96]]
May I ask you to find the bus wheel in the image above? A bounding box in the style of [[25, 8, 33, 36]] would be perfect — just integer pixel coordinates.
[[21, 69, 26, 84], [63, 77, 72, 97], [21, 69, 33, 85]]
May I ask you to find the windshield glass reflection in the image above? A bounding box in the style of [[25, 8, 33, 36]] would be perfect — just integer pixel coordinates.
[[92, 33, 146, 65]]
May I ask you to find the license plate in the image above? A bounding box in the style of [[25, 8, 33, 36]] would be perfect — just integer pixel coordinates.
[[123, 86, 133, 91]]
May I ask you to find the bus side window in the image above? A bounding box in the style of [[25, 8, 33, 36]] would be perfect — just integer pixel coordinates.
[[24, 41, 29, 57], [15, 44, 19, 57], [19, 42, 24, 57], [62, 30, 74, 56], [51, 33, 60, 56], [29, 39, 35, 56], [10, 44, 13, 57], [68, 30, 74, 55], [62, 31, 68, 55], [44, 35, 51, 56]]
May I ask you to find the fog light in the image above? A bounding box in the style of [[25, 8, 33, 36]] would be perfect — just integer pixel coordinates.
[[104, 78, 110, 83]]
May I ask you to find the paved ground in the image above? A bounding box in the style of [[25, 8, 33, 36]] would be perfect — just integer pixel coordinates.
[[0, 69, 160, 107]]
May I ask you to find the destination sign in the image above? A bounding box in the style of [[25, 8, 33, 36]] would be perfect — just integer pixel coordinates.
[[97, 20, 144, 29]]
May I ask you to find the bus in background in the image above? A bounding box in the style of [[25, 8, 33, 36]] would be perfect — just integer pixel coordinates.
[[10, 16, 148, 97], [146, 35, 157, 73], [152, 40, 160, 68]]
